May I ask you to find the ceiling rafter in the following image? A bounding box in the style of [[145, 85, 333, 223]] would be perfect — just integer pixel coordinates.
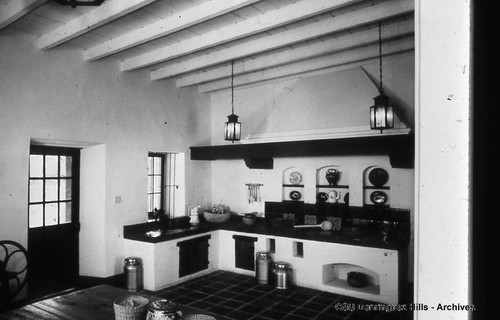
[[175, 18, 414, 87], [37, 0, 158, 50], [151, 0, 414, 81], [0, 0, 48, 31], [83, 0, 262, 61], [120, 0, 364, 72], [198, 36, 414, 93]]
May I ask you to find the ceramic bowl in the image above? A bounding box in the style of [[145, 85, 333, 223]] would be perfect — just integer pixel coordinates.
[[242, 214, 257, 226]]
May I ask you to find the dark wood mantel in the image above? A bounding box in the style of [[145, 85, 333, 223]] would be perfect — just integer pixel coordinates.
[[190, 134, 414, 169]]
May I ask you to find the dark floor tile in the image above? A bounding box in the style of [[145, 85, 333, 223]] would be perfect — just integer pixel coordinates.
[[301, 301, 326, 311], [253, 284, 274, 292], [225, 285, 245, 293], [280, 296, 305, 306], [310, 295, 335, 306], [189, 300, 213, 311], [251, 297, 277, 308], [270, 302, 297, 313], [172, 295, 197, 305], [315, 312, 345, 320], [225, 310, 255, 320], [283, 314, 309, 320], [210, 282, 230, 289], [290, 307, 320, 319], [198, 286, 220, 294], [239, 289, 266, 299], [207, 304, 234, 315], [167, 287, 192, 296], [195, 279, 216, 287], [185, 291, 209, 300], [295, 287, 321, 296], [183, 282, 204, 290], [240, 303, 265, 315], [203, 295, 225, 304], [214, 290, 238, 299], [317, 291, 343, 300], [250, 316, 274, 320], [259, 308, 288, 319], [231, 293, 252, 304], [219, 299, 244, 309], [290, 291, 316, 301]]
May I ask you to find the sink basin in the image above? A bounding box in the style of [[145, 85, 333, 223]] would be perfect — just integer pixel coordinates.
[[145, 229, 163, 238]]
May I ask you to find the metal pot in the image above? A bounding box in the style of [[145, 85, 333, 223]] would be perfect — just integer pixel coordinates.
[[146, 299, 183, 320]]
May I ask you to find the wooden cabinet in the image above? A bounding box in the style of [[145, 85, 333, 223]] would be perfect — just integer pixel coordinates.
[[177, 235, 211, 277], [233, 235, 257, 271]]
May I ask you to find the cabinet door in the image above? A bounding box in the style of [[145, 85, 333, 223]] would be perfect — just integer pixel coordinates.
[[233, 235, 257, 271], [178, 235, 210, 277]]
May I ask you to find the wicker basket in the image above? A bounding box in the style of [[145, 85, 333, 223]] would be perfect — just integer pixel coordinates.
[[203, 211, 231, 223], [113, 295, 149, 320]]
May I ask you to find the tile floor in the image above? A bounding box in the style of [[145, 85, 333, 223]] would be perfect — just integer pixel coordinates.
[[144, 271, 413, 320]]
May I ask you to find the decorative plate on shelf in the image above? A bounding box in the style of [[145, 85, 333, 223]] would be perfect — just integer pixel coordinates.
[[368, 168, 389, 187], [370, 191, 388, 205], [289, 190, 302, 200], [316, 192, 329, 202], [289, 171, 302, 185]]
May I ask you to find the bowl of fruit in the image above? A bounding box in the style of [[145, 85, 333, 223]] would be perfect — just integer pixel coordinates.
[[203, 204, 232, 223]]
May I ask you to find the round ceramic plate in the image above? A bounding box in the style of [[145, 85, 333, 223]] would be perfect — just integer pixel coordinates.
[[368, 168, 389, 187], [316, 192, 328, 202], [289, 171, 302, 185], [370, 191, 388, 205], [289, 190, 302, 200]]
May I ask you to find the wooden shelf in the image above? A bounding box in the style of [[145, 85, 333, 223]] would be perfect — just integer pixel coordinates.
[[363, 186, 390, 190], [316, 185, 349, 189], [190, 134, 414, 169]]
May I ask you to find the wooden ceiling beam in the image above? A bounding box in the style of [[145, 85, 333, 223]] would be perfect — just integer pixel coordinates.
[[197, 36, 414, 93], [83, 0, 262, 61], [120, 0, 364, 72], [175, 18, 414, 87], [37, 0, 157, 50], [152, 0, 414, 81], [0, 0, 47, 31]]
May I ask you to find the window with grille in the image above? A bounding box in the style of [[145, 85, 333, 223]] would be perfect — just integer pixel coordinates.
[[147, 152, 185, 220], [28, 146, 79, 228]]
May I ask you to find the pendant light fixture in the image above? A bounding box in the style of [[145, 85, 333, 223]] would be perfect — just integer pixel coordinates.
[[370, 22, 394, 133], [224, 60, 241, 143]]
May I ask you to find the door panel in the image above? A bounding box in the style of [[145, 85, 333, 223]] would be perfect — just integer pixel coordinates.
[[28, 146, 80, 298]]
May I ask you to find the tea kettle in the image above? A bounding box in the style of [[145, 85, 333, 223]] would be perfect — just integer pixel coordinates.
[[328, 190, 341, 203]]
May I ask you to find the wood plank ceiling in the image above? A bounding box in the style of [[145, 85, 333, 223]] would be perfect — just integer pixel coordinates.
[[1, 0, 414, 93]]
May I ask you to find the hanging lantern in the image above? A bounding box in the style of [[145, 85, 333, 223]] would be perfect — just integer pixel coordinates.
[[224, 61, 241, 142], [370, 93, 394, 133], [370, 22, 394, 133]]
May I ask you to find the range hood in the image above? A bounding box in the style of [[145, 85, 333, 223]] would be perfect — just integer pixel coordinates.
[[190, 132, 414, 169]]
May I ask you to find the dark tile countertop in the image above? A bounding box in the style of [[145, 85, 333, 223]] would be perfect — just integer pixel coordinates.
[[123, 216, 409, 251]]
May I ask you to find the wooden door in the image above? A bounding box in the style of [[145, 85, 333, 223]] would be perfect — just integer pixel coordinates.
[[233, 235, 257, 271], [28, 146, 80, 298], [177, 235, 210, 277]]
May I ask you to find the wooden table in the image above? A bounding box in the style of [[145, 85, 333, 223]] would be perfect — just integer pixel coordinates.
[[0, 284, 227, 320]]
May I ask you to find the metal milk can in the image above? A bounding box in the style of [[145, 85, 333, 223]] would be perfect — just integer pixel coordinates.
[[255, 251, 272, 284], [124, 257, 143, 292]]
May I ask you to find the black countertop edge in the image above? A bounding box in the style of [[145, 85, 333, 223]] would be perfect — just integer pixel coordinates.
[[123, 219, 408, 250]]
